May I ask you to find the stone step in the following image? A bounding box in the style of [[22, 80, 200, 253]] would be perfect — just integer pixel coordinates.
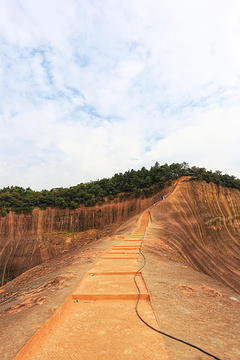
[[72, 273, 149, 300], [107, 249, 139, 254], [115, 241, 142, 247], [18, 300, 169, 360], [101, 253, 139, 259], [87, 259, 138, 275]]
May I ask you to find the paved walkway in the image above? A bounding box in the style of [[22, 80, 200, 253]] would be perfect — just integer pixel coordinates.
[[15, 210, 169, 360]]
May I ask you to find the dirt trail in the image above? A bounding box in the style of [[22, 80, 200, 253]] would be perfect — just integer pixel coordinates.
[[13, 211, 169, 360]]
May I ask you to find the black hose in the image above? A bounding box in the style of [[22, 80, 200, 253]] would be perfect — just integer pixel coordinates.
[[134, 249, 222, 360]]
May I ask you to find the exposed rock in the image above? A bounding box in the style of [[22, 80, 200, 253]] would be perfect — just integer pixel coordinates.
[[0, 182, 240, 360], [0, 190, 169, 285], [146, 180, 240, 293]]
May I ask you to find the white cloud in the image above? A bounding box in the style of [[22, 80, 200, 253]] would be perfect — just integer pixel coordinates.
[[0, 0, 240, 190], [148, 106, 240, 176]]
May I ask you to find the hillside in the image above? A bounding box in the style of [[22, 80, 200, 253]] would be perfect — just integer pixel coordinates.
[[145, 179, 240, 293], [0, 188, 170, 285], [0, 178, 240, 359]]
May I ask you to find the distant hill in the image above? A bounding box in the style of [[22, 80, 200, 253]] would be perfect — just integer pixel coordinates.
[[1, 162, 240, 216]]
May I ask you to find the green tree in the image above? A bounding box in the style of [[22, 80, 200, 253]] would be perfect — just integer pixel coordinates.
[[1, 208, 7, 217]]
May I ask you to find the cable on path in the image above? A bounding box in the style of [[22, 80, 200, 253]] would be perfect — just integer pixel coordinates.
[[134, 249, 223, 360]]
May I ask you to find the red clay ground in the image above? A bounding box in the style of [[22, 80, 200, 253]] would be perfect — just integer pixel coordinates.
[[12, 211, 170, 360], [0, 181, 240, 360]]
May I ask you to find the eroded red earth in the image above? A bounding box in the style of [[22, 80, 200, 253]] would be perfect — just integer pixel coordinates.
[[0, 179, 240, 359]]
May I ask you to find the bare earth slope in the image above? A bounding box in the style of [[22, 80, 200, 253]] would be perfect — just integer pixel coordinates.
[[0, 179, 240, 359], [0, 189, 169, 285], [146, 179, 240, 292]]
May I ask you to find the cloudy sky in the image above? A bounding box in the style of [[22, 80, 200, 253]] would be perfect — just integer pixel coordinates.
[[1, 0, 240, 190]]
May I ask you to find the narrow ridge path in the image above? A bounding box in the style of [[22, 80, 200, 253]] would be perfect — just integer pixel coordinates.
[[14, 210, 170, 359]]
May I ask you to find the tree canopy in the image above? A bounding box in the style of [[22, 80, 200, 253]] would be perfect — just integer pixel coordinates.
[[1, 162, 240, 215]]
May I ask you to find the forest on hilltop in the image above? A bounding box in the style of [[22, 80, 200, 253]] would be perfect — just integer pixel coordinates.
[[1, 162, 240, 216]]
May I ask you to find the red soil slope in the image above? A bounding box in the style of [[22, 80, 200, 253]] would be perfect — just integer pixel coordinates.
[[0, 188, 170, 285], [13, 211, 170, 360], [146, 179, 240, 292], [0, 179, 240, 359]]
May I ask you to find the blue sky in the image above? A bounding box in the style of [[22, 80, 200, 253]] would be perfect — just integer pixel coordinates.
[[0, 0, 240, 190]]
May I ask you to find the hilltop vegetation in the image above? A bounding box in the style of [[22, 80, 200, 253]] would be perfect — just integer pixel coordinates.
[[1, 162, 240, 216]]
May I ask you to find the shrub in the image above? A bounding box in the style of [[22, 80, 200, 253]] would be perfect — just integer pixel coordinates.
[[1, 208, 7, 217]]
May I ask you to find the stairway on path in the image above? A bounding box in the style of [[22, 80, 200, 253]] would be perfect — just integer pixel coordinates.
[[14, 210, 169, 360]]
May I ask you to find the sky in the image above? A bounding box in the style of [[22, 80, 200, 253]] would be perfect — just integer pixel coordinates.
[[0, 0, 240, 190]]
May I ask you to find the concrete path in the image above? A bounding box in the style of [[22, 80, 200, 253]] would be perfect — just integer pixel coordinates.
[[14, 210, 169, 359]]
